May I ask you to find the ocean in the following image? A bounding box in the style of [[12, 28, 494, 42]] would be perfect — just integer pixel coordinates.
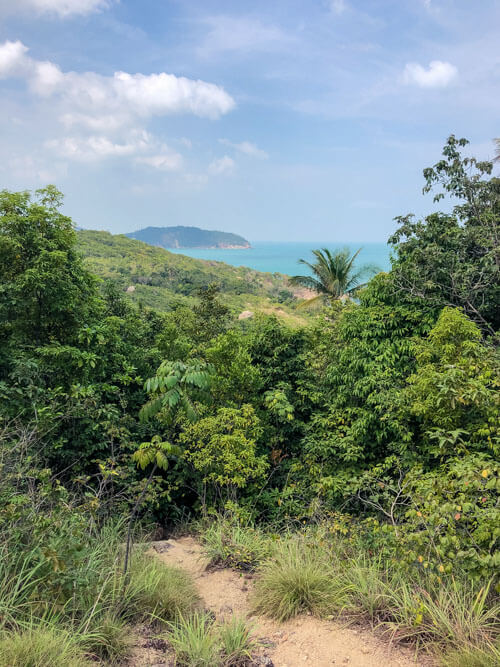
[[168, 241, 392, 276]]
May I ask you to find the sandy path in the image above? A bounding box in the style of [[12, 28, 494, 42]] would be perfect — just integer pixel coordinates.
[[149, 536, 430, 667]]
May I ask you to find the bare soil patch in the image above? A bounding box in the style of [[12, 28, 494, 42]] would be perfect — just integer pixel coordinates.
[[129, 536, 433, 667]]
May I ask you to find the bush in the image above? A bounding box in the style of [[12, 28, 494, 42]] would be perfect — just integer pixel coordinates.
[[0, 626, 89, 667], [251, 539, 340, 621], [201, 519, 272, 571], [167, 612, 221, 667], [218, 616, 257, 666], [123, 552, 201, 624]]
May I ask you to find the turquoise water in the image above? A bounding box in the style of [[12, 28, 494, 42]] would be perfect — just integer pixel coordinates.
[[168, 241, 392, 276]]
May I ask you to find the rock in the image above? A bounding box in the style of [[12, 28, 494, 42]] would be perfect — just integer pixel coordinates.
[[126, 285, 136, 292], [238, 310, 254, 320]]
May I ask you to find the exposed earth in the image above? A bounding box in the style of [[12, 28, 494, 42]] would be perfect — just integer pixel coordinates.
[[129, 537, 432, 667]]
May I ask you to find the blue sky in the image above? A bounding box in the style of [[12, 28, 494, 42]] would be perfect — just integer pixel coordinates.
[[0, 0, 499, 241]]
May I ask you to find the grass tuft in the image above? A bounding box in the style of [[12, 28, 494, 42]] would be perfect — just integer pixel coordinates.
[[201, 519, 271, 571], [167, 612, 221, 666], [0, 626, 90, 667], [439, 642, 500, 667], [251, 539, 340, 621], [102, 551, 201, 626], [218, 615, 257, 666]]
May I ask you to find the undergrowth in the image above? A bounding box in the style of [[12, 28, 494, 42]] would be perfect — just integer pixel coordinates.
[[201, 518, 500, 663], [166, 612, 258, 667]]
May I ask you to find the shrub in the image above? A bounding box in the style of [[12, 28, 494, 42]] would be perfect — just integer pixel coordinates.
[[0, 626, 89, 667], [218, 616, 257, 666], [201, 519, 272, 571], [167, 612, 221, 666], [120, 552, 201, 624], [251, 539, 340, 621]]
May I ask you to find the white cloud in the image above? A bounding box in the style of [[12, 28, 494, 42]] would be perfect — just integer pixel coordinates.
[[329, 0, 347, 15], [0, 39, 235, 173], [11, 0, 113, 17], [0, 41, 235, 123], [403, 60, 458, 88], [0, 40, 30, 78], [46, 129, 183, 172], [136, 152, 183, 171], [219, 139, 268, 159], [208, 155, 235, 175], [200, 16, 292, 56], [46, 131, 150, 161]]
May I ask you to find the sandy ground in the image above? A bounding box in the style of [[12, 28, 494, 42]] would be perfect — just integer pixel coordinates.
[[129, 536, 432, 667]]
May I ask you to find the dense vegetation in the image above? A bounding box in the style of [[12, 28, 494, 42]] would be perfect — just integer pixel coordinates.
[[78, 229, 301, 317], [126, 225, 250, 249], [0, 136, 498, 665]]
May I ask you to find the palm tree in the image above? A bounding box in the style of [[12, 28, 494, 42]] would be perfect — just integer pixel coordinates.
[[494, 138, 500, 163], [289, 247, 377, 307]]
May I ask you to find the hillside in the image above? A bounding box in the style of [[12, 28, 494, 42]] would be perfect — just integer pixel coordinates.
[[126, 225, 251, 249], [77, 230, 304, 321]]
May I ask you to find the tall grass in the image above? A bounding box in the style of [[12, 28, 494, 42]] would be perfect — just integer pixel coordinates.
[[0, 522, 200, 664], [0, 625, 90, 667], [166, 613, 258, 667], [201, 518, 272, 571], [167, 612, 221, 667], [251, 538, 341, 621], [200, 519, 500, 663], [218, 616, 258, 666]]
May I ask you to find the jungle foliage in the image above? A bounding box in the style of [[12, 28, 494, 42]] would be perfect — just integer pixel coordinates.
[[0, 136, 499, 663]]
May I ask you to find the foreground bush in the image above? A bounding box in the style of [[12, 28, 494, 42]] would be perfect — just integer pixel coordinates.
[[201, 518, 272, 571], [0, 626, 89, 667], [166, 613, 258, 667], [252, 539, 339, 621], [123, 552, 201, 623]]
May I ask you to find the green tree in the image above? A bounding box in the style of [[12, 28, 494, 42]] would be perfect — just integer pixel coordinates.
[[123, 359, 214, 575], [179, 404, 268, 509], [0, 186, 99, 348], [192, 283, 231, 343], [390, 135, 499, 333], [289, 248, 377, 307], [401, 307, 499, 463]]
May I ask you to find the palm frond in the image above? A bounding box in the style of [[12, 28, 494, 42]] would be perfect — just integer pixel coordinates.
[[296, 294, 326, 309]]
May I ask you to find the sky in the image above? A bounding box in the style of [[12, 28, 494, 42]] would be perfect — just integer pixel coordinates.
[[0, 0, 499, 242]]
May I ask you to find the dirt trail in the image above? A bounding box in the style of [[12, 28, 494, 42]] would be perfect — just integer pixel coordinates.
[[145, 536, 430, 667]]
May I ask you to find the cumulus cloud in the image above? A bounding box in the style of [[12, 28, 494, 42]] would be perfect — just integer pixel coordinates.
[[0, 39, 235, 173], [0, 41, 235, 123], [10, 0, 113, 17], [208, 155, 235, 175], [403, 60, 458, 88], [46, 129, 183, 171], [0, 40, 30, 78], [219, 139, 268, 159]]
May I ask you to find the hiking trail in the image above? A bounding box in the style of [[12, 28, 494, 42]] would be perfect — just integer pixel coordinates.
[[130, 536, 432, 666]]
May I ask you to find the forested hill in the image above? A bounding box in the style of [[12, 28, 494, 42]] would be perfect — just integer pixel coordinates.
[[77, 229, 303, 320], [125, 225, 251, 249]]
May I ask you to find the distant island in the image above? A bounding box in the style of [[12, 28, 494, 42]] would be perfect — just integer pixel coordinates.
[[126, 226, 251, 249]]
